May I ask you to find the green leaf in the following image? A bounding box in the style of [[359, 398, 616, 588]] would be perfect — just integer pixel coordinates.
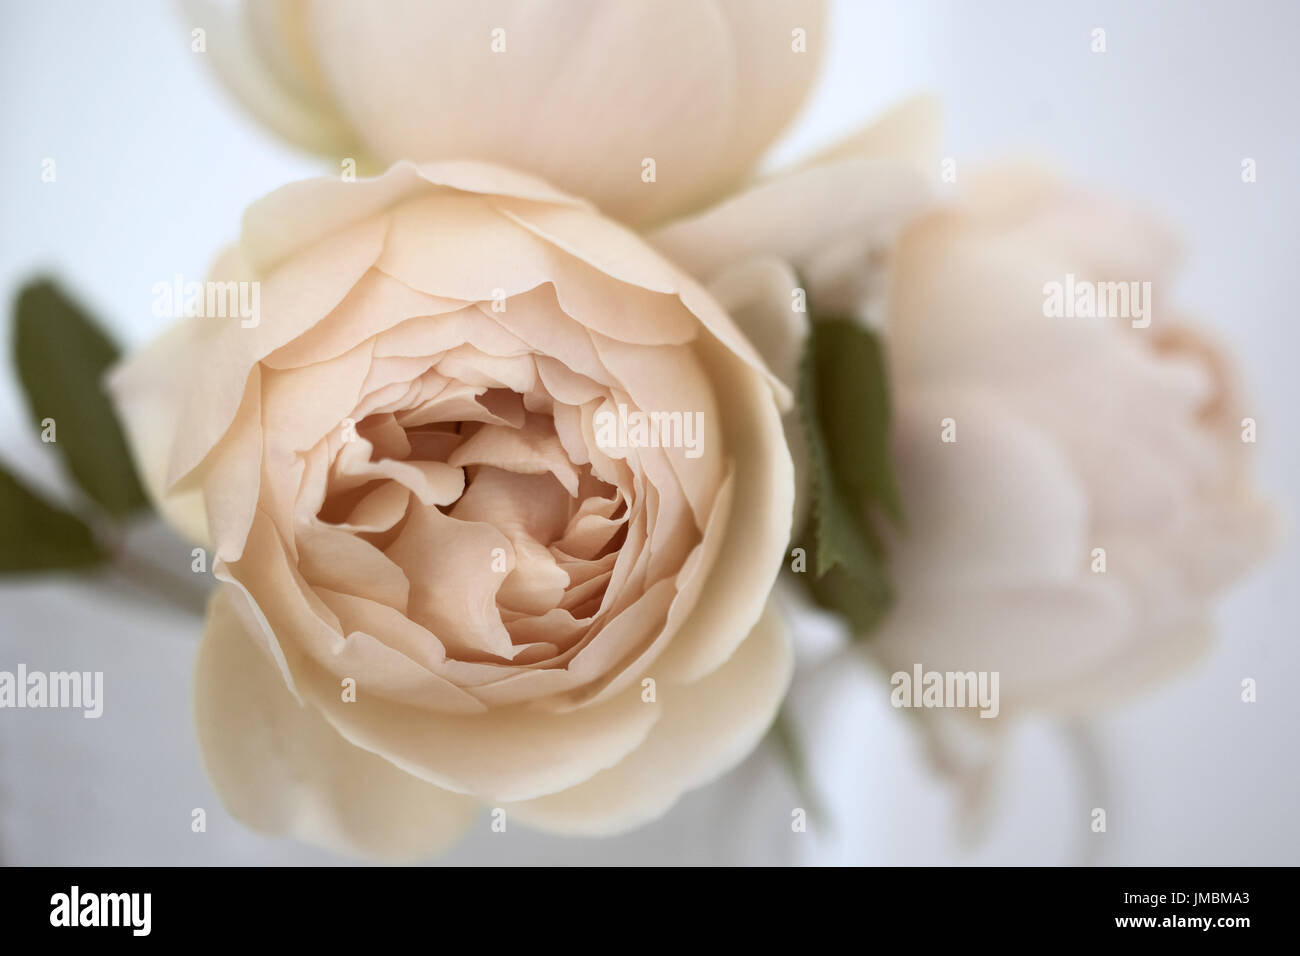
[[806, 319, 902, 523], [13, 279, 148, 517], [805, 557, 892, 635], [796, 318, 902, 635], [0, 463, 106, 572]]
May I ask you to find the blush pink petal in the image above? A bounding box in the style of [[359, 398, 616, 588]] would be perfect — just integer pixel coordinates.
[[655, 334, 793, 684], [297, 655, 663, 803], [503, 601, 792, 835], [106, 316, 212, 545], [887, 386, 1089, 591], [196, 590, 478, 861]]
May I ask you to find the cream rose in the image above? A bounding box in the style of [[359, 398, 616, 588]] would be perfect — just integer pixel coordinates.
[[871, 166, 1276, 715], [109, 161, 794, 859], [189, 0, 826, 225]]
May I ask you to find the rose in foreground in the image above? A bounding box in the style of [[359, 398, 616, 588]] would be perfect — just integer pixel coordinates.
[[190, 0, 826, 225], [109, 161, 794, 859], [871, 166, 1276, 714]]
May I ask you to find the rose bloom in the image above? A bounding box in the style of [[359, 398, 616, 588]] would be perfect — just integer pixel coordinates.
[[873, 166, 1276, 714], [192, 0, 825, 224], [109, 161, 794, 859]]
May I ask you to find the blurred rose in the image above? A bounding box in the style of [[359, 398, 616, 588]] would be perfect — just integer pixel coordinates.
[[109, 160, 793, 859], [189, 0, 826, 225], [653, 93, 1275, 713], [870, 166, 1276, 715]]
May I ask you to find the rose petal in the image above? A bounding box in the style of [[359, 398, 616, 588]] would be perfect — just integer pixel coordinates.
[[503, 601, 792, 835], [195, 590, 478, 861]]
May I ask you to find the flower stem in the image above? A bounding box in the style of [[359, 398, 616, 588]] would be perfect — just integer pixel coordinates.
[[1063, 719, 1110, 866], [104, 541, 211, 619]]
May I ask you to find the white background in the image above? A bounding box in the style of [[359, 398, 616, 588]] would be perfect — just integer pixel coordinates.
[[0, 0, 1296, 865]]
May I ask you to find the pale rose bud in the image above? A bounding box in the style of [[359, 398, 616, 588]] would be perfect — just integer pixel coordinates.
[[872, 166, 1277, 715], [188, 0, 827, 225], [108, 161, 794, 859], [651, 95, 1276, 715]]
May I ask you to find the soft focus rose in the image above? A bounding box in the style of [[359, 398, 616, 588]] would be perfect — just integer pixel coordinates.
[[189, 0, 826, 225], [869, 166, 1276, 715], [109, 160, 794, 859], [652, 93, 1275, 712]]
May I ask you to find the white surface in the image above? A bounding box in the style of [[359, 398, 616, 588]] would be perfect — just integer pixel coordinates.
[[1, 0, 1296, 865]]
